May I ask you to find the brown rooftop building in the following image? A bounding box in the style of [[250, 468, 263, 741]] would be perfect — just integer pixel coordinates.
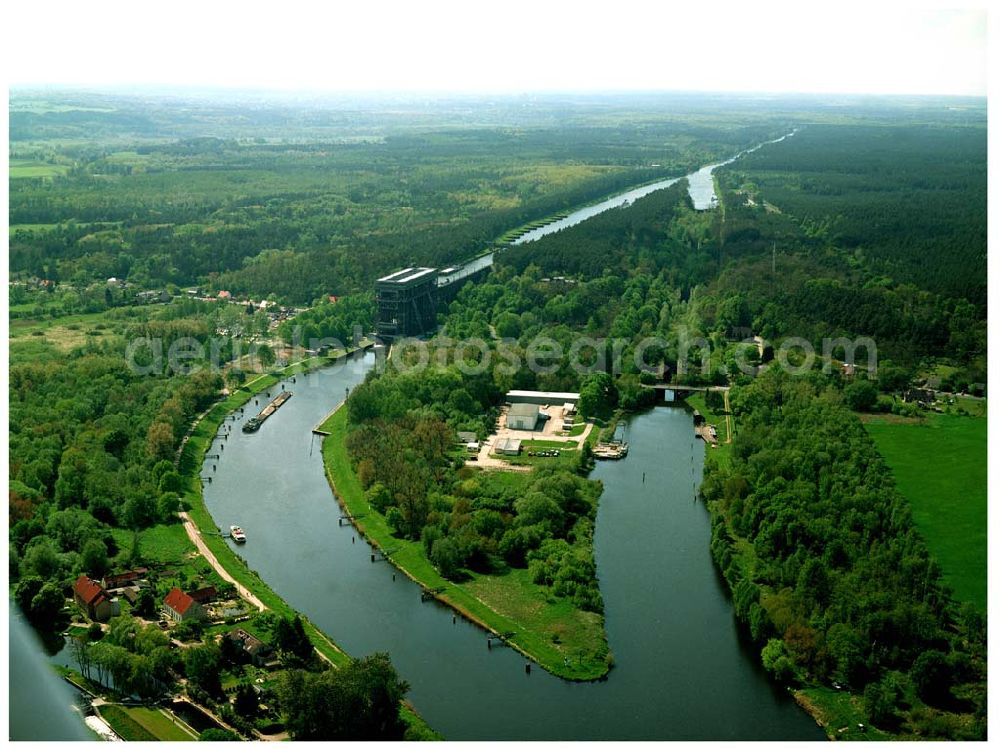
[[73, 575, 118, 622], [226, 628, 278, 668], [103, 568, 149, 589]]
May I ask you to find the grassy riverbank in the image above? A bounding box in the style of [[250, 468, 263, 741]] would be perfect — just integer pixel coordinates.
[[179, 350, 361, 666], [320, 406, 611, 681], [176, 345, 441, 739], [98, 704, 197, 741]]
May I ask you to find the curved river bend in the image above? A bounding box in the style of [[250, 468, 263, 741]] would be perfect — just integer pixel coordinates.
[[202, 353, 821, 740]]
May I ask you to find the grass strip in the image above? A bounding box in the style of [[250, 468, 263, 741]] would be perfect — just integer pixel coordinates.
[[98, 705, 158, 741], [122, 706, 198, 741]]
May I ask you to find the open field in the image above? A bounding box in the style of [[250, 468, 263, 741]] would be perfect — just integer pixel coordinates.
[[9, 159, 70, 178], [795, 687, 887, 741], [864, 412, 987, 610], [109, 522, 197, 566], [8, 310, 122, 353], [320, 405, 610, 680]]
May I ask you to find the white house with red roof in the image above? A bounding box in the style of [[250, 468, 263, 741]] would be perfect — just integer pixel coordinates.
[[163, 587, 207, 622], [73, 575, 118, 622]]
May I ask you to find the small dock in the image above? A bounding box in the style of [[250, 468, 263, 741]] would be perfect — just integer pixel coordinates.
[[242, 391, 292, 433], [695, 424, 719, 445], [593, 442, 629, 460]]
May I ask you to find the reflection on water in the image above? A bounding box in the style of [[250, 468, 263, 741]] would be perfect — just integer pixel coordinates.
[[10, 606, 95, 741]]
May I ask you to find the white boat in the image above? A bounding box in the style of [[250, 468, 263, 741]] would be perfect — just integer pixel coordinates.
[[230, 525, 246, 543]]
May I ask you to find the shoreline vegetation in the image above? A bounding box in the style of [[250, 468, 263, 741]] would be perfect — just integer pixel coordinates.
[[700, 369, 986, 740], [320, 404, 611, 682], [175, 342, 440, 740]]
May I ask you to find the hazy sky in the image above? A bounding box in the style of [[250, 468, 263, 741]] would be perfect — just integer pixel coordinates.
[[6, 1, 988, 96]]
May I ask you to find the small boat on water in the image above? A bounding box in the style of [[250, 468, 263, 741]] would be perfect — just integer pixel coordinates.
[[230, 525, 247, 543]]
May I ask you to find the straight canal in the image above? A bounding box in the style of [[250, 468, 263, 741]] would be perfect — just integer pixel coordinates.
[[202, 351, 822, 739]]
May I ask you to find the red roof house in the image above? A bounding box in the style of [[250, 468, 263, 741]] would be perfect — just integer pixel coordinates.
[[73, 575, 117, 622], [163, 587, 206, 622]]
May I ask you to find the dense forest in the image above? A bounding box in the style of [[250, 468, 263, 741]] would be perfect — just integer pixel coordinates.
[[718, 124, 987, 309], [701, 369, 986, 738], [9, 311, 224, 620], [10, 90, 788, 304]]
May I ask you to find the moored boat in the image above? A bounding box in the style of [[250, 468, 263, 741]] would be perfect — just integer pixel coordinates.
[[230, 525, 247, 543]]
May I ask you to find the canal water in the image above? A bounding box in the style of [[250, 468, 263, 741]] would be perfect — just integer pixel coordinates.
[[686, 129, 798, 210], [11, 608, 96, 741], [512, 129, 798, 245], [202, 352, 822, 740]]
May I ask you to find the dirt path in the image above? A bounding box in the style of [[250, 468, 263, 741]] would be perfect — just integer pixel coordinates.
[[722, 388, 733, 444], [178, 513, 266, 612]]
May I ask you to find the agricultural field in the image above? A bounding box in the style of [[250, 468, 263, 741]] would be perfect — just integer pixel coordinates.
[[9, 159, 70, 178], [864, 412, 987, 610]]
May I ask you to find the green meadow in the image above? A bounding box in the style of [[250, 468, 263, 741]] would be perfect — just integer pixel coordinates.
[[864, 413, 987, 610]]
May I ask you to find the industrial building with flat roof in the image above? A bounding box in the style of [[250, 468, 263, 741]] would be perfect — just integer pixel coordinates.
[[375, 267, 439, 339], [506, 390, 580, 406]]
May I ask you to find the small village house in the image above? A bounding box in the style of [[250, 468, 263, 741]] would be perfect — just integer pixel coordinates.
[[103, 568, 148, 590], [188, 586, 218, 604], [74, 575, 119, 622], [226, 628, 278, 668], [163, 587, 207, 622]]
